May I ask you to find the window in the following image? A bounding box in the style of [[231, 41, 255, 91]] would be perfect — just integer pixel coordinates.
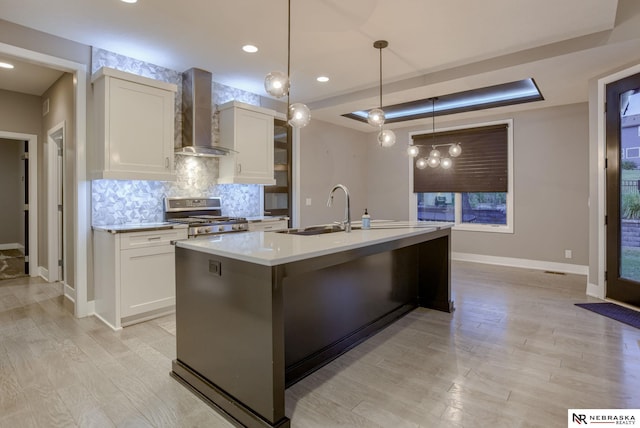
[[625, 147, 640, 159], [417, 193, 455, 222], [410, 120, 513, 233]]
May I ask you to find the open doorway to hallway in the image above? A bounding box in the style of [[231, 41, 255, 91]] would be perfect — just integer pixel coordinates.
[[0, 138, 28, 280]]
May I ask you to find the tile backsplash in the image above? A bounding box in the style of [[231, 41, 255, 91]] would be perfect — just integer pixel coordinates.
[[90, 48, 266, 225]]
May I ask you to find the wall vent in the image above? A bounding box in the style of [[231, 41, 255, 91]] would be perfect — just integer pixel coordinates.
[[544, 270, 566, 275], [42, 98, 49, 116]]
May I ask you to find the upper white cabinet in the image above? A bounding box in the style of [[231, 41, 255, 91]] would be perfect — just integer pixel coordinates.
[[91, 67, 177, 181], [218, 101, 276, 185]]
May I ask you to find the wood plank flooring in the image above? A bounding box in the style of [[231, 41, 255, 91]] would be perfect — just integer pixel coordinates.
[[1, 262, 638, 427]]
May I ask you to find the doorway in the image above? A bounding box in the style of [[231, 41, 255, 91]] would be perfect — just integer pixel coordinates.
[[0, 132, 38, 279], [606, 71, 640, 307], [0, 138, 27, 279], [48, 122, 65, 283], [0, 42, 88, 317]]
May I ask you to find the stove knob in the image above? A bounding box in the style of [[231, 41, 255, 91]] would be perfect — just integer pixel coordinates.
[[204, 227, 213, 233]]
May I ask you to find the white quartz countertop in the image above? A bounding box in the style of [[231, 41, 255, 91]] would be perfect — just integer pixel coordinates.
[[175, 222, 452, 266], [92, 222, 187, 233]]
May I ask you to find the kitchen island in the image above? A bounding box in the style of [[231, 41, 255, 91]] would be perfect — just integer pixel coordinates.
[[171, 224, 453, 428]]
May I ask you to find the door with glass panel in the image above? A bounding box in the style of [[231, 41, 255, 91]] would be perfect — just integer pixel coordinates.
[[606, 72, 640, 306]]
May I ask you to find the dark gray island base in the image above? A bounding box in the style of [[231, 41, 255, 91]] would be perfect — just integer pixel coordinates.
[[171, 227, 452, 428]]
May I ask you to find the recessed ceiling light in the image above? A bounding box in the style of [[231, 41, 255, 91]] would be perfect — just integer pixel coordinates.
[[242, 45, 258, 53], [0, 62, 14, 69], [121, 0, 138, 4], [316, 76, 329, 83]]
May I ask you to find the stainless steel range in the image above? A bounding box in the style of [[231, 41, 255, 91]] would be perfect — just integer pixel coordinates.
[[164, 197, 248, 238]]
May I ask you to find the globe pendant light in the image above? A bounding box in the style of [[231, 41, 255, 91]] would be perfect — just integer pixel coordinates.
[[368, 40, 388, 127], [367, 108, 385, 127], [449, 142, 462, 157], [370, 40, 396, 147], [378, 128, 396, 147], [407, 145, 420, 157], [264, 71, 289, 98], [416, 157, 429, 170], [264, 0, 310, 128], [289, 102, 311, 128]]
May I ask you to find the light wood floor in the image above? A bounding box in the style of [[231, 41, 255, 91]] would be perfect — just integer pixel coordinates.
[[1, 262, 638, 428]]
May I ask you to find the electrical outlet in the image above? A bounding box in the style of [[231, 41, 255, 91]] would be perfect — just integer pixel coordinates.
[[564, 250, 572, 259], [209, 259, 222, 276], [306, 198, 312, 206]]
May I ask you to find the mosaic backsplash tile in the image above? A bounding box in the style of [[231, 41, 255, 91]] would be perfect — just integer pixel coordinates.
[[90, 48, 265, 225]]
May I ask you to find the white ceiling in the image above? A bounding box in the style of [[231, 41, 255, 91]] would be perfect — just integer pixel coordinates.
[[0, 56, 65, 96], [2, 0, 640, 130]]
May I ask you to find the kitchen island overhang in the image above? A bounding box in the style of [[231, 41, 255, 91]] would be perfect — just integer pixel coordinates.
[[171, 225, 453, 428]]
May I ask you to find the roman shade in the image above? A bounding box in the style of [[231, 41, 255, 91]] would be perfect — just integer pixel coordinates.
[[412, 124, 508, 193]]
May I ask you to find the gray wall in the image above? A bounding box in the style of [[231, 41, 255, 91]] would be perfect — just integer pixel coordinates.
[[42, 73, 75, 288], [299, 119, 369, 228], [362, 102, 589, 267], [0, 139, 23, 245], [0, 89, 42, 135]]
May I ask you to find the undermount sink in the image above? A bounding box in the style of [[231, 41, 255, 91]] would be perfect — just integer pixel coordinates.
[[276, 225, 343, 236]]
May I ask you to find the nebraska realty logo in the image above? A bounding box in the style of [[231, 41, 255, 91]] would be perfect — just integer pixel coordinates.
[[569, 409, 639, 425]]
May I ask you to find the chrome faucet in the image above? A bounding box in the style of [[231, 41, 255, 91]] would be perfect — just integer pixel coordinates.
[[327, 184, 351, 232]]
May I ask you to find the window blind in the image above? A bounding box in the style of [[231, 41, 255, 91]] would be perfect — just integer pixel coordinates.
[[412, 124, 508, 193]]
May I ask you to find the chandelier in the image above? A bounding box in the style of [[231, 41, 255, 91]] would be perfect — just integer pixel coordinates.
[[410, 98, 461, 169]]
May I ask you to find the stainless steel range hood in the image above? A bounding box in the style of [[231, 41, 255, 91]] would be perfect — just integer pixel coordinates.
[[176, 67, 234, 157]]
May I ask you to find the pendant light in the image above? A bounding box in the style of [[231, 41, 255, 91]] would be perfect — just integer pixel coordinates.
[[370, 40, 395, 147], [415, 98, 462, 169], [264, 0, 310, 128]]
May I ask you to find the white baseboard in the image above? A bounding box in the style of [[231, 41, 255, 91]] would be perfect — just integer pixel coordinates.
[[93, 311, 121, 331], [39, 266, 49, 281], [452, 252, 589, 276], [64, 283, 76, 302], [0, 242, 24, 250], [586, 282, 604, 299]]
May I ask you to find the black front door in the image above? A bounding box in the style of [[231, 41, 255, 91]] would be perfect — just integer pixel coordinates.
[[606, 72, 640, 306]]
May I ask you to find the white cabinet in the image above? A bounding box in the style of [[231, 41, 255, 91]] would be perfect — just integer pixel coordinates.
[[93, 226, 187, 330], [247, 218, 289, 232], [91, 67, 177, 181], [218, 101, 276, 185]]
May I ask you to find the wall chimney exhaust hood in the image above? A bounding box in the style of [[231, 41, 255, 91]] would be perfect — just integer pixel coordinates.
[[176, 67, 235, 157]]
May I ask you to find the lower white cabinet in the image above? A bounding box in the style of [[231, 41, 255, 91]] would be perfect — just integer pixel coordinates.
[[93, 227, 187, 330]]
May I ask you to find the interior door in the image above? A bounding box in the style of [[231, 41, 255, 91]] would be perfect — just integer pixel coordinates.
[[606, 72, 640, 306], [23, 140, 29, 275], [56, 135, 64, 281]]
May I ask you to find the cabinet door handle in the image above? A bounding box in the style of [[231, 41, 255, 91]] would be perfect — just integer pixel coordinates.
[[148, 236, 162, 241], [165, 157, 170, 169], [237, 163, 241, 173]]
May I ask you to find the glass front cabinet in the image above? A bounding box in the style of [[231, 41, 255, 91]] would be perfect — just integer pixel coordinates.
[[264, 119, 291, 224]]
